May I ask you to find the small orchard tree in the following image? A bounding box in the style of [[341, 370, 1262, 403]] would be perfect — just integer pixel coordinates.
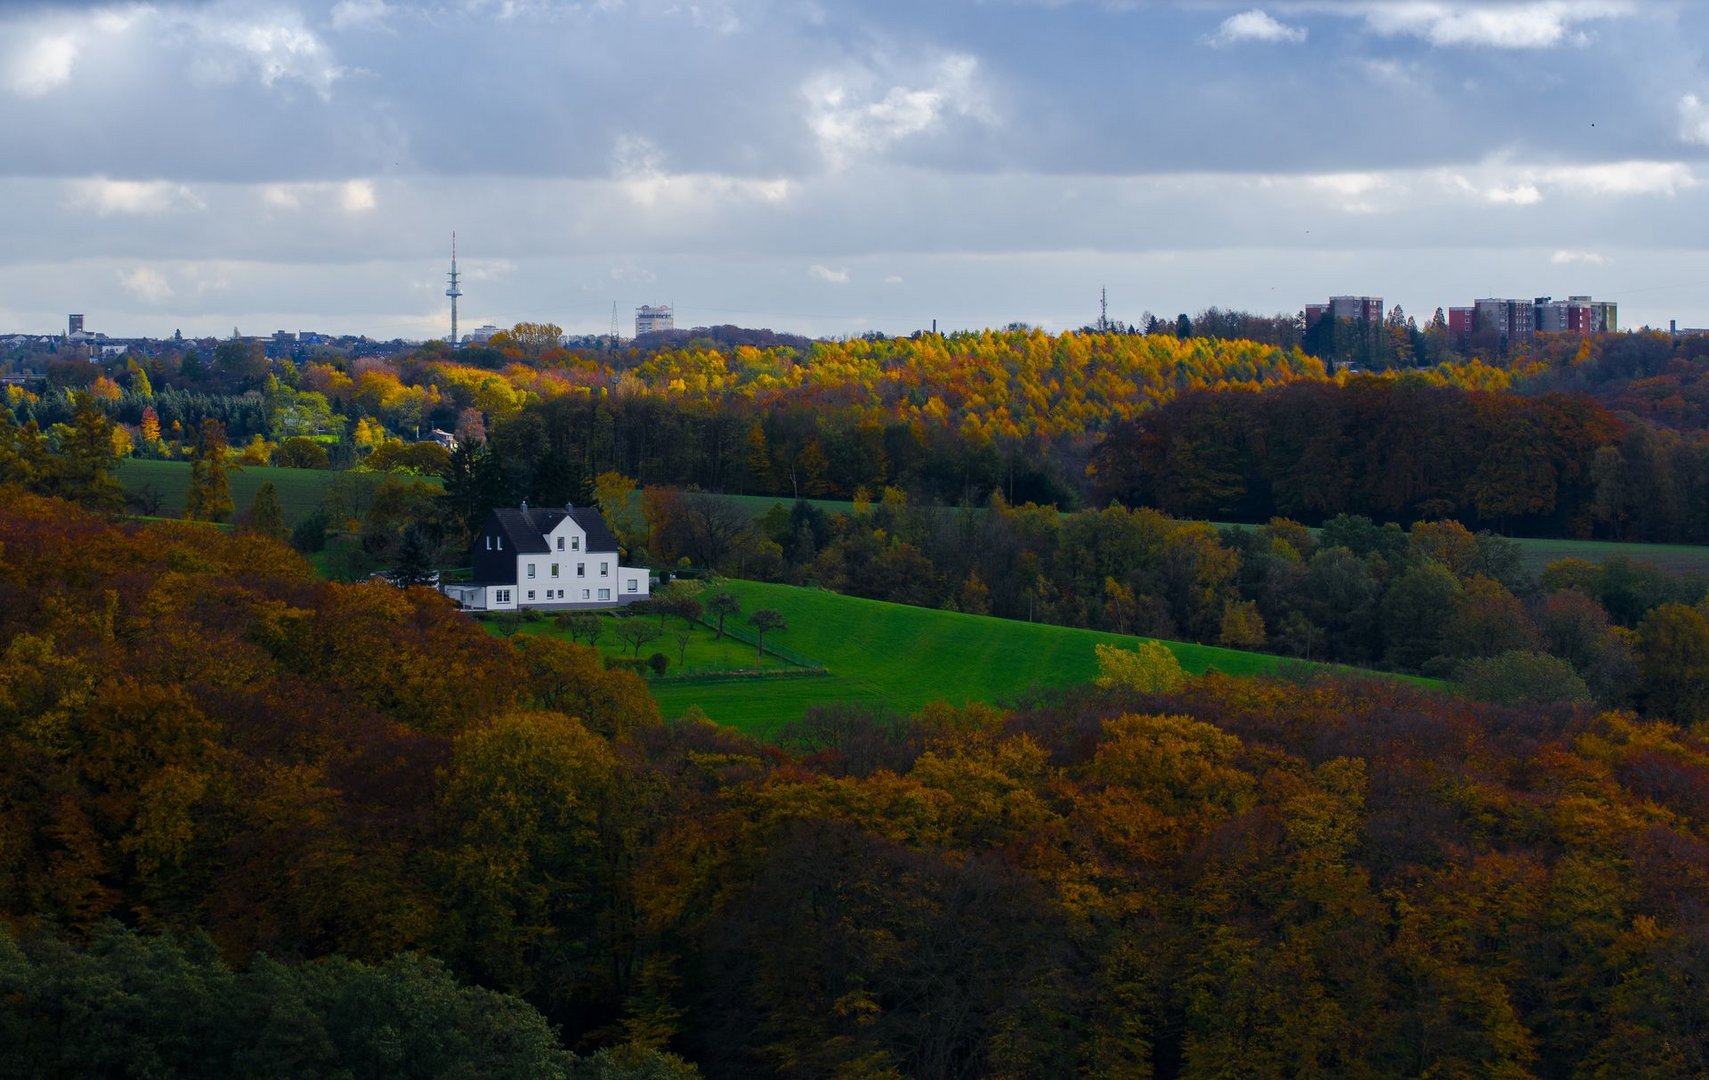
[[675, 628, 692, 667], [706, 589, 740, 640], [616, 617, 663, 658], [668, 593, 703, 629], [1094, 640, 1187, 694], [748, 608, 786, 659], [562, 612, 603, 647]]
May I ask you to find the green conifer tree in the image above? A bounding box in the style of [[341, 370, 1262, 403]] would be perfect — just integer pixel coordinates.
[[185, 418, 234, 522], [240, 480, 288, 542]]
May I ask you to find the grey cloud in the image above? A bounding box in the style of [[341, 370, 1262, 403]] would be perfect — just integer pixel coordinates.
[[3, 0, 1705, 184], [3, 0, 1708, 339]]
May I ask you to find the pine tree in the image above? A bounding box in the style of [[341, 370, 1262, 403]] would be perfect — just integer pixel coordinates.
[[185, 418, 233, 522], [53, 393, 125, 514], [390, 522, 439, 588], [239, 481, 288, 542]]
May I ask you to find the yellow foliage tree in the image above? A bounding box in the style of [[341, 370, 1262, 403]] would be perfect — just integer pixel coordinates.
[[1094, 640, 1187, 694], [1218, 599, 1267, 649]]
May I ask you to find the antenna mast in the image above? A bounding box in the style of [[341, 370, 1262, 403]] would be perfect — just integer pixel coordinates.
[[1099, 286, 1109, 333], [609, 301, 619, 349], [445, 232, 463, 347]]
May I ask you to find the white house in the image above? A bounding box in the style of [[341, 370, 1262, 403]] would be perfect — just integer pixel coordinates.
[[441, 502, 650, 611]]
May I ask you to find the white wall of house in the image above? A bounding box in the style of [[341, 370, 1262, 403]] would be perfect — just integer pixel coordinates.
[[545, 518, 588, 554], [457, 507, 650, 612]]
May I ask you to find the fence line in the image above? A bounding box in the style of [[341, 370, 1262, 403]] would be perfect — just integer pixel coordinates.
[[692, 615, 824, 669], [653, 667, 831, 686]]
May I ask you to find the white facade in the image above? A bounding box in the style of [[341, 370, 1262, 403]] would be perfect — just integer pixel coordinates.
[[448, 504, 651, 612], [635, 304, 674, 336]]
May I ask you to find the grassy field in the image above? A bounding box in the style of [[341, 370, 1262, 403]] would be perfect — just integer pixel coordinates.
[[649, 580, 1433, 738], [493, 610, 804, 675], [1502, 535, 1709, 577], [712, 493, 859, 518], [118, 459, 436, 527]]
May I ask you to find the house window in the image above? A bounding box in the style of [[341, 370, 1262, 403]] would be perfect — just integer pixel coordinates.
[[582, 589, 590, 599], [572, 537, 580, 551], [557, 537, 565, 550], [577, 563, 585, 577], [496, 536, 502, 551], [600, 562, 609, 577], [627, 579, 637, 592], [495, 589, 510, 604], [527, 564, 536, 578], [551, 563, 560, 578], [485, 535, 491, 550], [527, 590, 535, 600], [599, 588, 611, 601]]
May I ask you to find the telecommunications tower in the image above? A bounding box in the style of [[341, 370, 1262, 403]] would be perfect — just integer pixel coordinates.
[[445, 233, 463, 346]]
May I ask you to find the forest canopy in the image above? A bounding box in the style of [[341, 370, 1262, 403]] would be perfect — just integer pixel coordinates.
[[1, 491, 1707, 1076]]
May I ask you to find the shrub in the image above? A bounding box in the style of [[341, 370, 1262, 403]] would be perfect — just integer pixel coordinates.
[[647, 652, 670, 676], [1455, 650, 1593, 706], [1094, 640, 1187, 694], [276, 436, 331, 469]]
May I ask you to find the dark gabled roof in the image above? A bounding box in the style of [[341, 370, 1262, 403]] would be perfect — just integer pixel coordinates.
[[484, 505, 622, 555], [525, 508, 568, 537], [489, 509, 550, 554], [568, 507, 622, 554]]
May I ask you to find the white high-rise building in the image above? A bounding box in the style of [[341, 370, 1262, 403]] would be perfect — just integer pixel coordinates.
[[635, 304, 674, 337]]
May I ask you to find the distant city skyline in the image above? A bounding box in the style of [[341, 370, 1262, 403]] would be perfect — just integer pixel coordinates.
[[17, 275, 1666, 345], [2, 1, 1707, 339]]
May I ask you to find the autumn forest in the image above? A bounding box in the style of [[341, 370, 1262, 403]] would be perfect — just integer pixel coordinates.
[[4, 322, 1709, 1076]]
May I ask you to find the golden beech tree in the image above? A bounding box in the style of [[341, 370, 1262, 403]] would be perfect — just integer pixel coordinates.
[[433, 710, 619, 1002], [1094, 640, 1188, 694]]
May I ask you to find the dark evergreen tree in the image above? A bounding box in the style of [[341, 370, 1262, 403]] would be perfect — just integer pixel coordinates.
[[239, 480, 288, 542], [391, 522, 439, 588]]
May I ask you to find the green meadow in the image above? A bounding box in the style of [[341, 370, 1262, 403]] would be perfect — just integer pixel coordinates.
[[647, 580, 1432, 738], [494, 610, 800, 675], [118, 459, 436, 526], [1501, 535, 1709, 577]]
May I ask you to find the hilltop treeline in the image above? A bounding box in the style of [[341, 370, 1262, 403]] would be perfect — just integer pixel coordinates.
[[1094, 378, 1621, 533], [4, 492, 1709, 1076], [1095, 376, 1709, 542], [28, 327, 1709, 537]]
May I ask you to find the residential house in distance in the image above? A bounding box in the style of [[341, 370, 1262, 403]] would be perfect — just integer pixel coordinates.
[[441, 502, 650, 611]]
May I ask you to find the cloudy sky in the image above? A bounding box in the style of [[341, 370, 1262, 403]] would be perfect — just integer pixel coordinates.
[[3, 0, 1709, 340]]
